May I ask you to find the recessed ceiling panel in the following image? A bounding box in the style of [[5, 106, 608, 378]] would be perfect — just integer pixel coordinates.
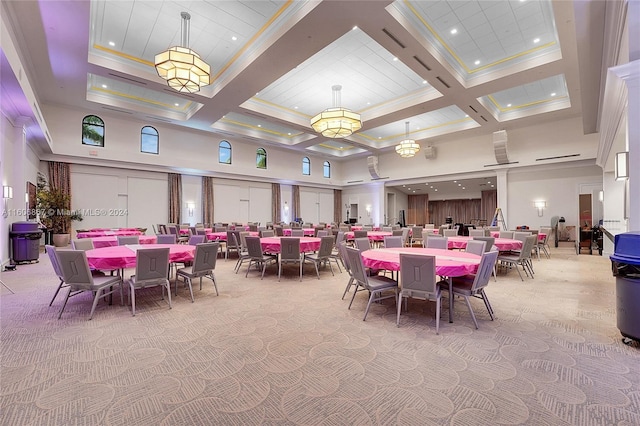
[[389, 0, 560, 83], [211, 112, 314, 145]]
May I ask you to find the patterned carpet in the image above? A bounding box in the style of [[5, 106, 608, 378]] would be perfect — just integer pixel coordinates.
[[1, 246, 639, 425]]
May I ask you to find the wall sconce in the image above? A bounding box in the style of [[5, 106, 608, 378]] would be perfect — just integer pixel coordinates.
[[187, 202, 195, 217], [3, 185, 13, 199], [534, 200, 546, 217], [599, 190, 604, 202], [615, 151, 629, 181], [284, 201, 289, 211], [366, 205, 372, 216]]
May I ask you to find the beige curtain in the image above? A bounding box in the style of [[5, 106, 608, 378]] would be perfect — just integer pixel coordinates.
[[272, 183, 281, 223], [48, 161, 71, 197], [481, 190, 498, 226], [202, 176, 214, 226], [291, 185, 301, 223], [333, 189, 342, 224], [407, 194, 429, 225], [428, 199, 482, 226], [168, 173, 182, 224]]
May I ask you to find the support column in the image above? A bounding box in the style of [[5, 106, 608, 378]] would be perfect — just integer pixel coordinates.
[[627, 0, 640, 230]]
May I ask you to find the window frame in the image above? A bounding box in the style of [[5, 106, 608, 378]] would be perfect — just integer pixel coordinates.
[[219, 140, 232, 164], [140, 125, 159, 154], [256, 147, 267, 169], [323, 161, 331, 178], [302, 157, 311, 175], [81, 114, 105, 147]]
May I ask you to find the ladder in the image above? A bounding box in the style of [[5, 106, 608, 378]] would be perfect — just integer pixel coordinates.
[[491, 207, 507, 230]]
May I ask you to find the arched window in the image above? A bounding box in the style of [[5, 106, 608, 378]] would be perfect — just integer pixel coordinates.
[[323, 161, 331, 178], [219, 140, 232, 164], [302, 157, 310, 175], [141, 126, 159, 154], [82, 115, 104, 146], [256, 148, 267, 169]]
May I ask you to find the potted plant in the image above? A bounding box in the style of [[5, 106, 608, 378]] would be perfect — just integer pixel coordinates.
[[36, 173, 83, 247]]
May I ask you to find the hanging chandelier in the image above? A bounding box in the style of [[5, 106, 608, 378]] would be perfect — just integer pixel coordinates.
[[155, 12, 211, 94], [310, 85, 362, 138], [395, 121, 420, 158]]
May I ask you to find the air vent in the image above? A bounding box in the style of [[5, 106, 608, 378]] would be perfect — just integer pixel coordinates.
[[493, 130, 509, 164], [484, 161, 519, 167], [468, 105, 478, 113], [347, 180, 364, 184], [413, 56, 431, 71], [102, 106, 133, 114], [145, 116, 173, 123], [382, 28, 405, 48], [107, 72, 147, 85], [243, 136, 259, 141], [536, 154, 581, 161], [435, 76, 450, 88], [480, 115, 488, 122]]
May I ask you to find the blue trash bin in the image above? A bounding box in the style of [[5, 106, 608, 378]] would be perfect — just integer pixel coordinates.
[[610, 231, 640, 344]]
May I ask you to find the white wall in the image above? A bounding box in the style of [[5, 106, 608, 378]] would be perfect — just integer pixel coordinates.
[[342, 182, 385, 226], [299, 187, 334, 224]]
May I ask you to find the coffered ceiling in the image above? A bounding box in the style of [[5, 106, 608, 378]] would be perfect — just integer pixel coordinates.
[[2, 0, 595, 163]]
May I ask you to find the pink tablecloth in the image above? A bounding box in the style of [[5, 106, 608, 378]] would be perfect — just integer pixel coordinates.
[[447, 236, 523, 251], [489, 231, 546, 242], [86, 244, 195, 270], [90, 235, 157, 248], [260, 237, 321, 253], [361, 247, 480, 277], [345, 231, 392, 241], [206, 231, 259, 241], [77, 230, 142, 238], [179, 228, 212, 235], [283, 228, 316, 236], [350, 226, 380, 231]]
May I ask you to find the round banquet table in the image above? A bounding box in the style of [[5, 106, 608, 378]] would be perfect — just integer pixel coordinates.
[[206, 231, 259, 241], [260, 237, 321, 253], [85, 244, 195, 270], [345, 231, 392, 241], [77, 230, 143, 238], [361, 247, 481, 324], [179, 228, 212, 235], [490, 231, 546, 242], [447, 236, 523, 251], [282, 228, 316, 236], [90, 235, 157, 248]]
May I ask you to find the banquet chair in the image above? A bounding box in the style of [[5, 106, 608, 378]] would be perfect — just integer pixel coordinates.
[[127, 247, 171, 316], [316, 230, 329, 238], [345, 247, 398, 321], [225, 230, 242, 259], [410, 226, 423, 246], [443, 229, 458, 237], [245, 236, 278, 280], [214, 227, 227, 233], [424, 224, 435, 229], [468, 229, 486, 237], [168, 225, 188, 243], [383, 236, 403, 248], [291, 229, 304, 237], [465, 240, 487, 256], [382, 226, 392, 232], [392, 229, 403, 237], [234, 233, 252, 273], [537, 227, 552, 258], [188, 235, 206, 245], [354, 237, 371, 252], [72, 239, 94, 251], [401, 228, 410, 247], [56, 250, 124, 320], [196, 228, 207, 236], [441, 250, 499, 329], [274, 226, 284, 236], [338, 242, 359, 300], [260, 230, 275, 238], [46, 245, 67, 306], [278, 237, 303, 281], [157, 234, 177, 244], [329, 232, 345, 271], [425, 236, 448, 250], [304, 236, 338, 279], [497, 235, 537, 281], [499, 231, 514, 239], [117, 235, 140, 245], [176, 242, 220, 300], [473, 236, 495, 252], [397, 254, 442, 334], [248, 224, 258, 232], [189, 226, 197, 236], [157, 224, 167, 234], [353, 230, 368, 239]]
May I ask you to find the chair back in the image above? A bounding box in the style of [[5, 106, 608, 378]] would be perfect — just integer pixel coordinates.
[[189, 226, 197, 236], [519, 235, 538, 260], [72, 239, 94, 251], [118, 235, 140, 245], [244, 236, 263, 258], [470, 250, 499, 291], [317, 236, 335, 258], [425, 236, 448, 249], [248, 224, 258, 232], [382, 226, 392, 232], [443, 229, 458, 237], [316, 230, 329, 237], [274, 226, 284, 236], [353, 230, 368, 239], [214, 227, 227, 233], [188, 235, 205, 245], [227, 230, 241, 249], [280, 238, 301, 261], [473, 236, 495, 252], [46, 245, 63, 279], [392, 229, 403, 237], [424, 224, 435, 229], [513, 231, 531, 243], [465, 240, 486, 255], [157, 234, 177, 244], [56, 250, 94, 288], [192, 243, 219, 274], [134, 248, 170, 285], [383, 236, 403, 248], [344, 247, 368, 286], [499, 231, 514, 239], [291, 229, 304, 237], [260, 230, 275, 238], [411, 226, 423, 239], [239, 231, 250, 249], [167, 225, 178, 235], [468, 229, 485, 237], [335, 231, 346, 246], [337, 242, 351, 273], [363, 226, 372, 231], [157, 224, 167, 234], [354, 237, 370, 252], [400, 254, 437, 295], [401, 228, 410, 245]]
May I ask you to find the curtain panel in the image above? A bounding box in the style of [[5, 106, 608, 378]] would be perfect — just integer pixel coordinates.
[[428, 199, 482, 226], [481, 190, 498, 226], [407, 194, 429, 225], [202, 176, 215, 226], [272, 183, 281, 223], [48, 161, 71, 199], [291, 185, 301, 223], [168, 173, 182, 224], [333, 189, 342, 224]]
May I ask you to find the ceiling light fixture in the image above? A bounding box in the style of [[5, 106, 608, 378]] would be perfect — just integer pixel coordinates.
[[395, 121, 420, 158], [155, 12, 211, 94], [310, 85, 362, 138]]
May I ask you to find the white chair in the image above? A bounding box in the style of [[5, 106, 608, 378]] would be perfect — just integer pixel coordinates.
[[397, 254, 442, 334], [278, 237, 302, 281], [443, 229, 458, 237], [127, 248, 171, 316], [117, 235, 140, 245], [71, 239, 94, 250], [425, 236, 448, 250], [497, 235, 537, 281], [468, 229, 485, 237], [465, 240, 487, 256], [383, 236, 403, 248], [176, 242, 220, 300]]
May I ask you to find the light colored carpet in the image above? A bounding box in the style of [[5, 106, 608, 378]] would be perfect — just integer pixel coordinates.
[[1, 247, 639, 425]]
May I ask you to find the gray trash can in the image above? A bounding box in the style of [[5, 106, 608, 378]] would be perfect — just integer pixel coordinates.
[[610, 231, 640, 345]]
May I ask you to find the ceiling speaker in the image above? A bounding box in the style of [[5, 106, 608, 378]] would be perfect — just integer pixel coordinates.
[[493, 130, 509, 164], [367, 156, 380, 179], [423, 146, 436, 159]]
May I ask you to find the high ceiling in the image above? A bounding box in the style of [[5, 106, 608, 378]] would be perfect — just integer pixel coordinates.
[[2, 0, 591, 169]]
